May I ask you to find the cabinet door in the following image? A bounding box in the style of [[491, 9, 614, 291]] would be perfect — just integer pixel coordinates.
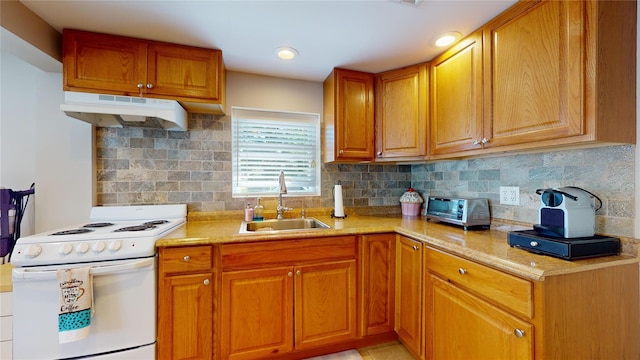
[[426, 274, 533, 360], [335, 69, 375, 161], [221, 267, 294, 360], [158, 273, 213, 360], [483, 0, 585, 148], [360, 233, 395, 336], [430, 31, 483, 155], [375, 63, 428, 159], [147, 43, 224, 100], [63, 29, 147, 95], [395, 236, 423, 358], [295, 260, 357, 350]]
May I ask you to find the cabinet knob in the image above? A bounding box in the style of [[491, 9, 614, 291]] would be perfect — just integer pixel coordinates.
[[458, 268, 467, 275], [514, 328, 526, 338], [183, 255, 191, 262], [137, 83, 144, 89], [473, 139, 480, 145], [203, 279, 210, 286], [146, 83, 154, 89], [377, 151, 382, 156], [412, 245, 419, 251], [296, 270, 301, 276], [530, 241, 539, 247], [481, 137, 489, 144], [339, 150, 344, 155], [288, 271, 293, 277]]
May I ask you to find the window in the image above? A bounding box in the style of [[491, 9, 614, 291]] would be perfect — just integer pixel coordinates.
[[231, 107, 321, 198]]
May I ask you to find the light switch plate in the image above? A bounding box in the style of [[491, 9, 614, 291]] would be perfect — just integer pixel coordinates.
[[500, 186, 520, 205]]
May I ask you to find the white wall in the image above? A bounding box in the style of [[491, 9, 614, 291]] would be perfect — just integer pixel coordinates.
[[0, 49, 93, 236]]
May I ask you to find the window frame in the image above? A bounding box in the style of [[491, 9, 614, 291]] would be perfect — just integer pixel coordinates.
[[231, 106, 321, 198]]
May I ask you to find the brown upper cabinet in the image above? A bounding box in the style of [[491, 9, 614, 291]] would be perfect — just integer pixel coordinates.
[[375, 63, 429, 161], [429, 30, 483, 156], [323, 68, 375, 162], [430, 0, 636, 159], [480, 0, 635, 152], [62, 29, 226, 114]]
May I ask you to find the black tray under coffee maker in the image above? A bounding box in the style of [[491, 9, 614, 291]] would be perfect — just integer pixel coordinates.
[[508, 230, 619, 260]]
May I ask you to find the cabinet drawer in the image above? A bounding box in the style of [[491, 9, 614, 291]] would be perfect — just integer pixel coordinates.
[[222, 236, 356, 270], [159, 246, 212, 274], [425, 247, 533, 318]]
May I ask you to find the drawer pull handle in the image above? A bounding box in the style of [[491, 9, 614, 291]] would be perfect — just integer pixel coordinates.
[[203, 279, 210, 286], [412, 245, 419, 251], [183, 255, 191, 262], [514, 328, 526, 338], [458, 268, 467, 275]]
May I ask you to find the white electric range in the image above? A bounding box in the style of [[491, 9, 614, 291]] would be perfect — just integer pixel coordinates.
[[10, 204, 186, 360]]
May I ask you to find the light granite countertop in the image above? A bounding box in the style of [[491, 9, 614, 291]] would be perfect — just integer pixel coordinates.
[[1, 263, 13, 292], [158, 211, 638, 282]]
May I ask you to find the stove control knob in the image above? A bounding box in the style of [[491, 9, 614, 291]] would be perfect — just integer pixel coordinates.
[[109, 240, 122, 252], [93, 241, 106, 253], [26, 245, 42, 258], [76, 243, 90, 254], [59, 243, 73, 256]]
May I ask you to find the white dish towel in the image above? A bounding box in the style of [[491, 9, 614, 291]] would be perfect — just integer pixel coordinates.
[[57, 267, 93, 343]]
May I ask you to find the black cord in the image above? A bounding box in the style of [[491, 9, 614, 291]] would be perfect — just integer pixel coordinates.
[[535, 186, 602, 211], [10, 183, 35, 244], [563, 186, 603, 211]]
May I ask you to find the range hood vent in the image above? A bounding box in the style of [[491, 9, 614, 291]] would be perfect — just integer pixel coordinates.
[[60, 91, 188, 131]]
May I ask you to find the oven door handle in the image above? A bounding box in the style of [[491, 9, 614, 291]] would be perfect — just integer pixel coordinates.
[[12, 258, 155, 280]]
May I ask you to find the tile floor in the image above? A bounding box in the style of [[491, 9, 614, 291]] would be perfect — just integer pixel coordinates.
[[358, 341, 416, 360], [306, 341, 415, 360]]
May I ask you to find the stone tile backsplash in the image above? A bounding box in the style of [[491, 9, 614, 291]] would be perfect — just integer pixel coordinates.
[[96, 114, 411, 214], [411, 145, 635, 237], [96, 113, 635, 237]]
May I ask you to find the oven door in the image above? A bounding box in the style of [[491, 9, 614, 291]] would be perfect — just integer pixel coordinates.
[[12, 257, 157, 360]]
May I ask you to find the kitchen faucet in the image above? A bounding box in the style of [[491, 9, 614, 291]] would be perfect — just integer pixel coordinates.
[[277, 171, 293, 220]]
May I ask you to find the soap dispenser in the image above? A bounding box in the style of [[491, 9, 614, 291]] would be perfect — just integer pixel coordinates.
[[253, 198, 264, 221]]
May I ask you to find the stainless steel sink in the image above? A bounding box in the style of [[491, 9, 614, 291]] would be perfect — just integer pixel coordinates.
[[239, 217, 331, 233]]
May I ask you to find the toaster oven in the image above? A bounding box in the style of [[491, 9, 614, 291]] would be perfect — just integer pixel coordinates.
[[425, 197, 490, 230]]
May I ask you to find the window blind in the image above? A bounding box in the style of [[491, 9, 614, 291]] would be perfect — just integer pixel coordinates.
[[232, 107, 321, 197]]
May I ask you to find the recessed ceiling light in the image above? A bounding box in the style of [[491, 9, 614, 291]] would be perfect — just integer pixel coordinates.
[[433, 32, 462, 47], [275, 47, 299, 60]]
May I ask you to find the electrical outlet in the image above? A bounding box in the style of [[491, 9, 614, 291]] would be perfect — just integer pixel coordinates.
[[500, 186, 520, 205]]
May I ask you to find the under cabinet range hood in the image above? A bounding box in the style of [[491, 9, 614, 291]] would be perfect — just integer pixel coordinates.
[[60, 91, 188, 131]]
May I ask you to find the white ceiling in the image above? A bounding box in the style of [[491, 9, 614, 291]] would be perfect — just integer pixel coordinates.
[[20, 0, 517, 82]]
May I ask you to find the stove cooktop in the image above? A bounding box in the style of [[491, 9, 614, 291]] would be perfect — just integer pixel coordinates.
[[10, 204, 186, 267]]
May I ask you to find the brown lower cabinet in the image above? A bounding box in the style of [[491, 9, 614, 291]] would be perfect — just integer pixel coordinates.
[[157, 234, 639, 360], [424, 246, 639, 360], [158, 246, 214, 360], [220, 260, 357, 359], [218, 236, 372, 360], [360, 233, 396, 336], [395, 235, 424, 359]]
